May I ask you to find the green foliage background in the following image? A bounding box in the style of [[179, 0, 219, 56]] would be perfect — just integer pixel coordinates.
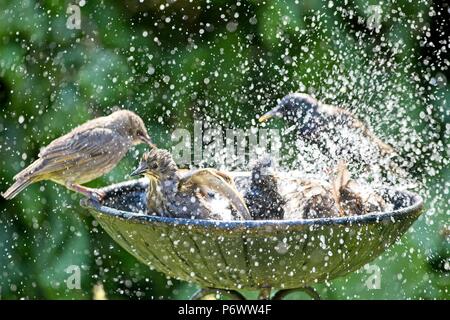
[[0, 0, 448, 299]]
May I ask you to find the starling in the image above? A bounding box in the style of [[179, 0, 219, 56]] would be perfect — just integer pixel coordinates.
[[131, 148, 251, 220], [331, 161, 387, 215], [259, 93, 394, 168], [244, 157, 285, 220], [2, 109, 154, 201], [285, 161, 386, 219], [282, 177, 339, 219]]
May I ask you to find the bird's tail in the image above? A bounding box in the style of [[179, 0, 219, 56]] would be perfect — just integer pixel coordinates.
[[2, 178, 35, 200], [3, 159, 44, 200]]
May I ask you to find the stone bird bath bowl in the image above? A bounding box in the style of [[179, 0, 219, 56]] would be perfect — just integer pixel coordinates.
[[81, 177, 423, 300]]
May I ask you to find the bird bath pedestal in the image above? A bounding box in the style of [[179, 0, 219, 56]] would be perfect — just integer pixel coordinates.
[[81, 178, 423, 300]]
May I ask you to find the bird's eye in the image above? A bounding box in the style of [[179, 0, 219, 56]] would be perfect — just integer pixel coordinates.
[[151, 163, 158, 170], [136, 130, 143, 137]]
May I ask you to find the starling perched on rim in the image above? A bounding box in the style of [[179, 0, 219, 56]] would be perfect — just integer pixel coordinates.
[[244, 157, 285, 220], [131, 148, 251, 220], [259, 93, 395, 168], [2, 109, 154, 201]]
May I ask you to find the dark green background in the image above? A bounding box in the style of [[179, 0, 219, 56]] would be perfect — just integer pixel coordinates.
[[0, 0, 448, 299]]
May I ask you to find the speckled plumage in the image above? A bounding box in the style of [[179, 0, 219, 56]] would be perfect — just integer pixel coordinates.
[[259, 93, 394, 165], [282, 162, 387, 219], [244, 157, 285, 220], [282, 178, 339, 219]]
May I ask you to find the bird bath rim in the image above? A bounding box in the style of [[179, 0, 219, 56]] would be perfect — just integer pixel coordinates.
[[81, 178, 424, 229]]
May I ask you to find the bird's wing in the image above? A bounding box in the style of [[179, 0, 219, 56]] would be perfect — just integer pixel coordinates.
[[180, 168, 236, 187], [39, 126, 110, 158], [209, 169, 234, 185], [324, 104, 395, 154], [179, 169, 251, 220], [352, 118, 395, 154], [29, 127, 125, 176], [331, 161, 351, 204]]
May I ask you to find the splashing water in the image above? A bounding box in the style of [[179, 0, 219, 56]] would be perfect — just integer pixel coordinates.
[[0, 0, 448, 300]]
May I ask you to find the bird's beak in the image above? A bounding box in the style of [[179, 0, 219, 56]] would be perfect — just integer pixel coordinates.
[[130, 162, 148, 177], [139, 134, 156, 148], [258, 108, 282, 123]]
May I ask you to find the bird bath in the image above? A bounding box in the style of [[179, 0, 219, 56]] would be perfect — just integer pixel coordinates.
[[81, 177, 423, 300]]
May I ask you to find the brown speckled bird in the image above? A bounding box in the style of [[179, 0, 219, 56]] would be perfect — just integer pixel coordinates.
[[283, 161, 386, 219], [131, 148, 251, 220], [332, 161, 387, 215], [2, 109, 154, 201]]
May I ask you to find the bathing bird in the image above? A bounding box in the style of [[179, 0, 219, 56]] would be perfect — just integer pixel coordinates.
[[331, 161, 387, 216], [259, 93, 394, 169], [244, 157, 285, 220], [283, 161, 386, 219], [282, 177, 339, 219], [3, 110, 154, 201], [131, 148, 251, 220]]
